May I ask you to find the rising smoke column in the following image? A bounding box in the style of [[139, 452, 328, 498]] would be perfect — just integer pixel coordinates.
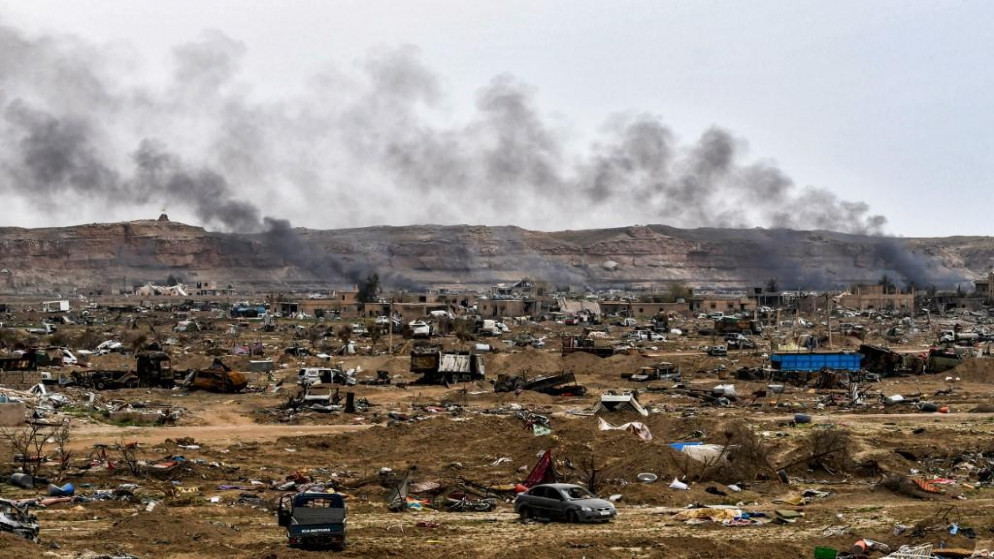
[[1, 21, 949, 286]]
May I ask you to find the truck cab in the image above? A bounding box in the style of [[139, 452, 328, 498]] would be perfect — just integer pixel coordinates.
[[136, 351, 174, 388], [278, 492, 347, 551]]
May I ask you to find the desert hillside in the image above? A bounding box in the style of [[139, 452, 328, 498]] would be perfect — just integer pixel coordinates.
[[0, 220, 986, 293]]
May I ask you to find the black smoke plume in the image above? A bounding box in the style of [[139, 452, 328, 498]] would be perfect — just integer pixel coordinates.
[[0, 22, 954, 287]]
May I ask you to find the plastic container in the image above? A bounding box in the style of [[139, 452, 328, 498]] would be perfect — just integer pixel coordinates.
[[814, 547, 837, 559], [9, 473, 32, 489]]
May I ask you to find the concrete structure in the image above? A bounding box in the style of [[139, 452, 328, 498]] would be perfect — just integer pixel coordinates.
[[275, 289, 365, 319], [558, 299, 601, 318], [600, 301, 691, 318], [690, 295, 757, 314], [194, 281, 234, 296], [974, 272, 994, 301], [477, 298, 543, 319], [838, 284, 915, 312]]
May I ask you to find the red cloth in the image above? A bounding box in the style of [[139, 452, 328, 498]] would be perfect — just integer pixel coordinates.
[[523, 449, 554, 488]]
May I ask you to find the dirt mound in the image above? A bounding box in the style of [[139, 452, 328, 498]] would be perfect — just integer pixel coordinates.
[[96, 507, 245, 554], [171, 353, 219, 370], [948, 357, 994, 383], [490, 349, 563, 375], [561, 351, 618, 373], [87, 352, 135, 371], [0, 533, 41, 555]]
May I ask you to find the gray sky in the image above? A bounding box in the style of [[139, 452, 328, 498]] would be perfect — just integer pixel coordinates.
[[0, 1, 990, 237]]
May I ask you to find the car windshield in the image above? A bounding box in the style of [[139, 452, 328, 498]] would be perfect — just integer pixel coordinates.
[[564, 487, 593, 499]]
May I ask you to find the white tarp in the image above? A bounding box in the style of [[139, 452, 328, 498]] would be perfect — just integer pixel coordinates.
[[597, 417, 652, 441], [680, 444, 731, 463]]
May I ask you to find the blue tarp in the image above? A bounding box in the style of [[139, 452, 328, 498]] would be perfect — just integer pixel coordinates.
[[668, 442, 703, 451]]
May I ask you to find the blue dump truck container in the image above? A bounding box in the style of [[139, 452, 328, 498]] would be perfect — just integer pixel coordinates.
[[770, 352, 861, 372]]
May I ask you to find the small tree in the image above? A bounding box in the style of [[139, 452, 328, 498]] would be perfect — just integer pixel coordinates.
[[576, 450, 605, 494], [766, 278, 780, 293], [1, 420, 74, 478], [125, 332, 149, 353], [337, 324, 352, 345], [668, 283, 693, 302], [307, 326, 322, 347], [47, 330, 71, 348], [115, 438, 144, 477], [0, 328, 25, 350], [369, 322, 383, 347], [453, 320, 475, 343], [53, 419, 74, 482], [74, 328, 101, 350]]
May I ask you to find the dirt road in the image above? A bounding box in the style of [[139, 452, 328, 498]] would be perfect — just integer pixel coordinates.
[[68, 423, 373, 449]]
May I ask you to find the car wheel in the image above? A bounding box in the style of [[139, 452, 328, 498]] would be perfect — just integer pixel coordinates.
[[567, 510, 579, 523], [518, 506, 531, 520]]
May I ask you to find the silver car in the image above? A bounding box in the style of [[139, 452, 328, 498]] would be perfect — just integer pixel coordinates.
[[514, 483, 616, 523]]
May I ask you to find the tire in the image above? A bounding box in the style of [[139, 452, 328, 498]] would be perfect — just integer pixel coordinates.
[[95, 381, 106, 390], [567, 510, 579, 524], [518, 506, 531, 520]]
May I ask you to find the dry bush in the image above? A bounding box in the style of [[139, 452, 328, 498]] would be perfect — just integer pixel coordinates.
[[806, 428, 854, 474], [667, 423, 775, 484], [115, 439, 144, 477], [47, 330, 71, 347], [0, 327, 25, 349], [784, 428, 855, 476], [124, 331, 149, 352], [74, 328, 101, 350], [1, 419, 74, 478], [776, 427, 856, 478]]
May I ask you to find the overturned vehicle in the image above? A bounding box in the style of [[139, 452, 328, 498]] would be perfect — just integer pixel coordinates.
[[0, 498, 40, 542], [494, 370, 586, 396]]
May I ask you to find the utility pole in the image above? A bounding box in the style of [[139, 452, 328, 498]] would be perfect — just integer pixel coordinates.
[[825, 292, 834, 349]]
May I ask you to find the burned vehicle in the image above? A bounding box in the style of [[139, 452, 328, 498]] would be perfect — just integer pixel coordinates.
[[277, 492, 347, 551], [707, 345, 728, 357], [0, 498, 40, 542], [494, 370, 586, 396], [135, 350, 175, 388], [622, 362, 681, 382], [297, 367, 356, 386], [176, 358, 248, 393], [561, 335, 616, 358], [182, 369, 248, 393], [71, 369, 139, 390], [514, 483, 616, 523]]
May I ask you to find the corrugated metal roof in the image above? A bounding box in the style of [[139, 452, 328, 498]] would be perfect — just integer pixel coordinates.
[[439, 353, 471, 373]]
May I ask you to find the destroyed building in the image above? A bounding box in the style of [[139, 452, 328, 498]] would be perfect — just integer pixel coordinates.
[[838, 284, 915, 312]]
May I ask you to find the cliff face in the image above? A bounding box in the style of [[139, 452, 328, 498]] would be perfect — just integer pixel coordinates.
[[0, 220, 988, 294]]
